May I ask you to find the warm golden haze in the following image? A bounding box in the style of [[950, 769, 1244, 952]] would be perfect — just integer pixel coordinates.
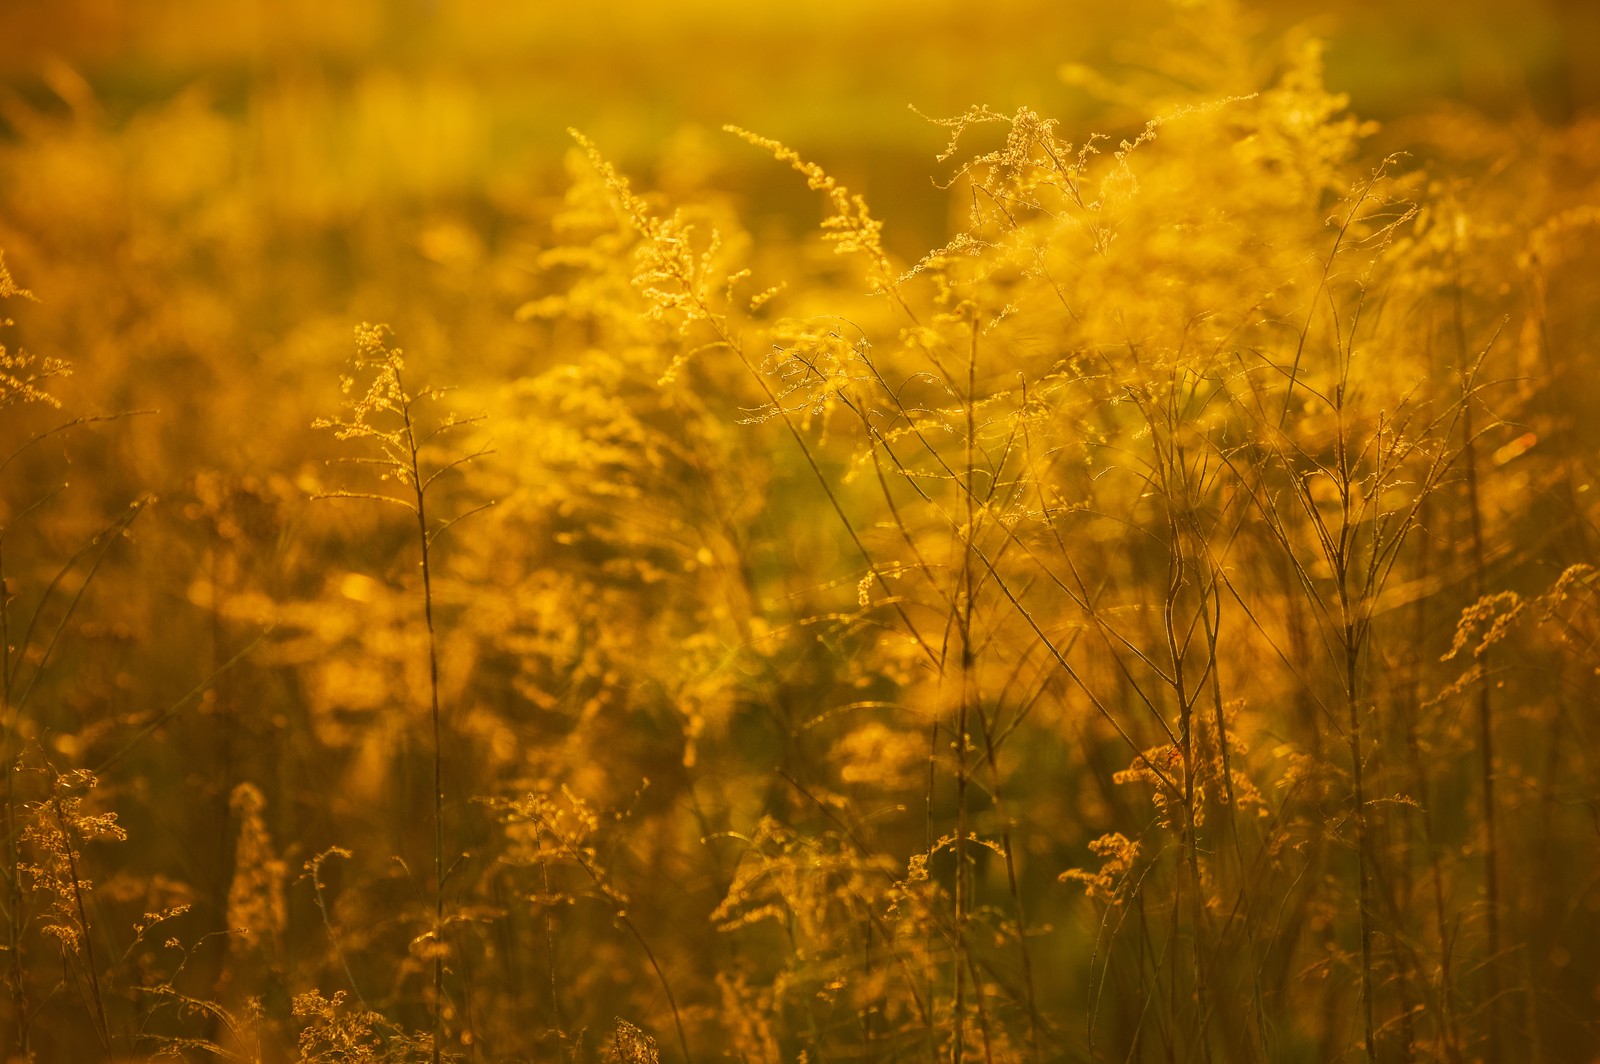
[[1, 1, 1598, 1062]]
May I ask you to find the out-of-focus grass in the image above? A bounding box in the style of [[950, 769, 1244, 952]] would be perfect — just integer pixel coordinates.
[[0, 4, 1596, 1060], [5, 0, 1595, 169], [4, 0, 1592, 300]]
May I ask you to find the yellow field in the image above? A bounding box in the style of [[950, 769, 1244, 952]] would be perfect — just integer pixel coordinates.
[[1, 2, 1597, 1061]]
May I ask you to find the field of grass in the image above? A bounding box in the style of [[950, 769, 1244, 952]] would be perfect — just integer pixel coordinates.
[[2, 1, 1598, 1061]]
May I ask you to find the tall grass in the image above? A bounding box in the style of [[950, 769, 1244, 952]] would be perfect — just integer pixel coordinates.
[[0, 7, 1596, 1062]]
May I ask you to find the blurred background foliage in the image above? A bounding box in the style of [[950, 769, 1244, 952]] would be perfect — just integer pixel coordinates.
[[2, 0, 1595, 485], [1, 0, 1598, 1061]]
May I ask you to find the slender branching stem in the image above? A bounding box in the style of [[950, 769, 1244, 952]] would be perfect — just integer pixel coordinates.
[[395, 372, 450, 1064]]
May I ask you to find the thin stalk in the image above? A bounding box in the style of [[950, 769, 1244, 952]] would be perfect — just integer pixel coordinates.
[[0, 540, 24, 1060], [320, 345, 488, 1059], [925, 718, 940, 1064], [46, 778, 113, 1060], [0, 497, 145, 1057], [535, 826, 568, 1063], [1158, 427, 1213, 1064], [1395, 496, 1466, 1062], [973, 714, 1041, 1062], [1454, 280, 1501, 1064], [951, 317, 978, 1064], [1332, 398, 1378, 1062], [1343, 616, 1378, 1064], [306, 848, 367, 1009], [534, 813, 692, 1064], [399, 384, 449, 1064]]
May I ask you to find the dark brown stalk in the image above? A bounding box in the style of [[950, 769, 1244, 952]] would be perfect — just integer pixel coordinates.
[[943, 315, 980, 1064], [535, 812, 692, 1064], [1398, 490, 1465, 1062], [399, 382, 449, 1064], [535, 826, 569, 1063], [1454, 280, 1501, 1064], [46, 779, 113, 1060], [1343, 615, 1378, 1064], [0, 541, 24, 1060], [1162, 435, 1214, 1064], [973, 714, 1041, 1061], [0, 496, 145, 1058], [1330, 396, 1377, 1061]]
